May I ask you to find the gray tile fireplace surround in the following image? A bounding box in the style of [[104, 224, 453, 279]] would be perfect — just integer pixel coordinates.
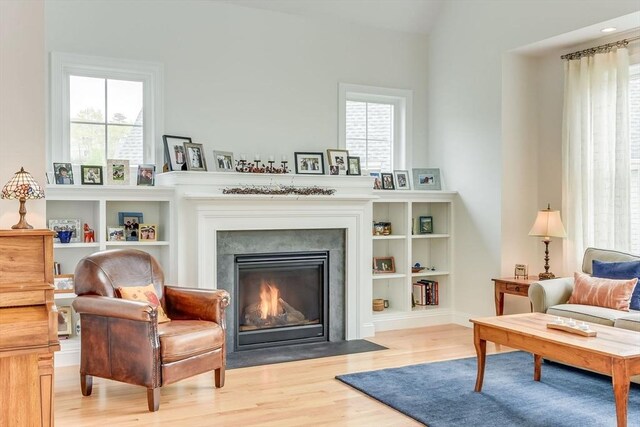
[[216, 229, 346, 354]]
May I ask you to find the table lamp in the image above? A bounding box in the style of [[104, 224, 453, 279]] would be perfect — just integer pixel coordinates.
[[1, 167, 45, 229], [528, 204, 566, 280]]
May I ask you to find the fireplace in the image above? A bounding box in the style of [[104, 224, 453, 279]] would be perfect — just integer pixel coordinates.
[[234, 251, 329, 350]]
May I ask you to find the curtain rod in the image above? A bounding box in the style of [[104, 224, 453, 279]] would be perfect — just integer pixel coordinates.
[[561, 35, 640, 60]]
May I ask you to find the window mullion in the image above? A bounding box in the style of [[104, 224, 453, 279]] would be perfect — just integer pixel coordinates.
[[104, 79, 108, 163]]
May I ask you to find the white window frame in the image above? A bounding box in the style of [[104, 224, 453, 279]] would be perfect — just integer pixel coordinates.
[[338, 83, 412, 171], [49, 52, 163, 167]]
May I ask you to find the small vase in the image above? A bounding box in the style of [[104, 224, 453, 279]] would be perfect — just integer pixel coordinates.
[[58, 230, 73, 244]]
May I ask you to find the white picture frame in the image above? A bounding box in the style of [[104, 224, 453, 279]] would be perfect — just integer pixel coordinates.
[[394, 170, 411, 190], [107, 159, 130, 185], [213, 151, 235, 172], [49, 218, 82, 243]]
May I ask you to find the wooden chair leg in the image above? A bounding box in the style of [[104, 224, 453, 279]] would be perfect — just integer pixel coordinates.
[[80, 374, 93, 396], [215, 367, 225, 388], [147, 388, 160, 412]]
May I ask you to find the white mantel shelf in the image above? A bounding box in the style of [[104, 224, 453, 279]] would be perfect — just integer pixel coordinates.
[[183, 194, 376, 202]]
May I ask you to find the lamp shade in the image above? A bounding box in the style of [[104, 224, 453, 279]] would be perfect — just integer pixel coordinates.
[[1, 167, 45, 200], [528, 204, 566, 239]]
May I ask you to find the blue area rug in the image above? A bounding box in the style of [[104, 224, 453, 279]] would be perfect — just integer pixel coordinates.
[[336, 351, 640, 427]]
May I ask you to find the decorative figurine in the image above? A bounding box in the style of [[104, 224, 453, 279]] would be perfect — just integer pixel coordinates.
[[83, 223, 95, 243]]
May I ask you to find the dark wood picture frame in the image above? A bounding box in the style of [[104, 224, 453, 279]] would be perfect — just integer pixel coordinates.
[[80, 165, 103, 185], [347, 156, 361, 176], [53, 162, 74, 185], [163, 135, 192, 171], [294, 152, 325, 175], [373, 256, 396, 274], [381, 173, 395, 190]]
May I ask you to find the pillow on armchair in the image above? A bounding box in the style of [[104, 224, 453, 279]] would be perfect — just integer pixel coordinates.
[[592, 260, 640, 310]]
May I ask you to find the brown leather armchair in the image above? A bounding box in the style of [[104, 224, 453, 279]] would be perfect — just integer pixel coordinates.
[[72, 249, 230, 411]]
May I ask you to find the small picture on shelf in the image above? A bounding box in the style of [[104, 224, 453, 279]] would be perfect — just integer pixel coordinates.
[[118, 212, 143, 241], [326, 149, 349, 174], [413, 168, 442, 191], [53, 274, 74, 292], [381, 173, 395, 190], [370, 171, 382, 189], [213, 151, 235, 172], [107, 226, 126, 241], [107, 159, 130, 185], [294, 152, 325, 175], [81, 165, 103, 185], [57, 306, 72, 336], [394, 170, 411, 190], [53, 162, 74, 185], [184, 142, 208, 171], [373, 256, 396, 274], [419, 216, 433, 234], [347, 156, 361, 176], [137, 164, 156, 186], [139, 224, 158, 241], [163, 135, 192, 171], [514, 264, 528, 279], [49, 218, 82, 243]]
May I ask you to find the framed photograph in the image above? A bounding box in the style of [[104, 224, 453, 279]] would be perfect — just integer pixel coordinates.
[[57, 306, 72, 336], [139, 224, 158, 241], [163, 135, 191, 171], [184, 142, 207, 171], [373, 256, 396, 274], [329, 165, 340, 175], [294, 152, 325, 175], [347, 156, 361, 176], [419, 216, 433, 234], [49, 218, 82, 243], [381, 173, 395, 190], [80, 165, 103, 185], [53, 274, 74, 292], [107, 226, 126, 241], [514, 264, 529, 279], [137, 164, 156, 186], [326, 149, 349, 174], [118, 212, 143, 241], [107, 159, 129, 185], [213, 151, 235, 172], [413, 168, 442, 191], [53, 162, 74, 185], [394, 170, 411, 190], [370, 171, 382, 189]]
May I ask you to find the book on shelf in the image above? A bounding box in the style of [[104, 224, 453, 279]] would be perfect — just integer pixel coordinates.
[[412, 279, 439, 306]]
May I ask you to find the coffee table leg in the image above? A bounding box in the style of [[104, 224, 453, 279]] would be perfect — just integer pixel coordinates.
[[534, 354, 542, 381], [474, 325, 486, 392], [611, 359, 629, 427]]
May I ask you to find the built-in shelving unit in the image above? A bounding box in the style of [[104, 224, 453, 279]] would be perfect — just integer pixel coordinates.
[[371, 191, 456, 331]]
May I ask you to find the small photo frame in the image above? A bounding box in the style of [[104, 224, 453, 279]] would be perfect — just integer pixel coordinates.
[[413, 168, 442, 191], [347, 156, 361, 176], [213, 151, 235, 172], [53, 274, 74, 292], [329, 165, 340, 175], [373, 256, 396, 274], [163, 135, 191, 171], [107, 159, 129, 185], [326, 149, 349, 173], [49, 218, 82, 243], [419, 216, 433, 234], [294, 152, 325, 175], [107, 226, 126, 241], [184, 142, 208, 171], [514, 264, 529, 279], [139, 224, 158, 241], [53, 162, 74, 185], [57, 306, 72, 336], [137, 164, 156, 186], [370, 171, 382, 189], [381, 173, 395, 190], [80, 165, 103, 185], [118, 212, 143, 241], [394, 170, 410, 190]]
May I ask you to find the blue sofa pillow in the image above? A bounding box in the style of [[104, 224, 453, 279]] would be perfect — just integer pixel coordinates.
[[592, 259, 640, 310]]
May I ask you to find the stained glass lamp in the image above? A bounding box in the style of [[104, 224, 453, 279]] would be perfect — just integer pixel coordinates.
[[1, 167, 45, 229]]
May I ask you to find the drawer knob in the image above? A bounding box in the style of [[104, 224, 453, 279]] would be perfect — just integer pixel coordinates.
[[515, 286, 520, 292]]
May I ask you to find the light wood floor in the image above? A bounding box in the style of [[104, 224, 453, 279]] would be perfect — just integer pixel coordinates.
[[54, 324, 507, 426]]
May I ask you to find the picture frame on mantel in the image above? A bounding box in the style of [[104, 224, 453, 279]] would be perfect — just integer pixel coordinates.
[[184, 142, 208, 171], [412, 168, 442, 191], [294, 152, 325, 175], [163, 135, 191, 171]]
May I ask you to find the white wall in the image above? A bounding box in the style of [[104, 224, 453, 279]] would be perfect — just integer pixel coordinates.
[[44, 0, 429, 170], [0, 0, 46, 229], [428, 0, 639, 319]]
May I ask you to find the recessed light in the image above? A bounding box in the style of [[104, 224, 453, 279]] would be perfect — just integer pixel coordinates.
[[601, 27, 617, 33]]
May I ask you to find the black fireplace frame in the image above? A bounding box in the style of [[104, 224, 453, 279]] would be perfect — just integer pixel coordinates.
[[234, 251, 329, 351]]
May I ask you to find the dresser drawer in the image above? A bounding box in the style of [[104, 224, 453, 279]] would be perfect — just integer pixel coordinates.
[[0, 290, 46, 308], [505, 283, 528, 296]]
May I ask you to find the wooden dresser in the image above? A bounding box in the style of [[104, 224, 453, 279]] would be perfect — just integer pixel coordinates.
[[0, 230, 60, 426]]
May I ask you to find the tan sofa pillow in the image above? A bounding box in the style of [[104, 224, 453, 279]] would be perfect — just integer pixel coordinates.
[[568, 272, 638, 311], [117, 284, 171, 323]]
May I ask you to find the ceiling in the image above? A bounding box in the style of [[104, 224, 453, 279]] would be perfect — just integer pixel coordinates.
[[220, 0, 445, 35]]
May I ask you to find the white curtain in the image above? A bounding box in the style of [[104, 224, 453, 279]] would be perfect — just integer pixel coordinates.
[[562, 48, 630, 274]]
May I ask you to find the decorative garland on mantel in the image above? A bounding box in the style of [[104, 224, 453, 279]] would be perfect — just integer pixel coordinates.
[[222, 185, 336, 196]]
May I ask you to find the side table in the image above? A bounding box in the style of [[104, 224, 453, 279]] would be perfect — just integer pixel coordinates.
[[492, 277, 538, 316]]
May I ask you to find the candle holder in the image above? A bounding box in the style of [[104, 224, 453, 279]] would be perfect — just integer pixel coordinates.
[[235, 159, 289, 174]]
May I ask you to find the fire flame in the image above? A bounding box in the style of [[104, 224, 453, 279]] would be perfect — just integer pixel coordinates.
[[259, 281, 281, 319]]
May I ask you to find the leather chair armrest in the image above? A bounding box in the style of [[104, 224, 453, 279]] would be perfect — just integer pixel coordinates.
[[164, 286, 230, 326], [73, 295, 156, 322], [528, 277, 574, 313]]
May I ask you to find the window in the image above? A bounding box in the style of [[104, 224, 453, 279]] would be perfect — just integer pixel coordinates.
[[50, 53, 162, 167], [339, 84, 412, 172], [630, 63, 640, 254]]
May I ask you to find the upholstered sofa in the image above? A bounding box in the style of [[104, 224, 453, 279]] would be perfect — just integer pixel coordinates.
[[528, 247, 640, 331]]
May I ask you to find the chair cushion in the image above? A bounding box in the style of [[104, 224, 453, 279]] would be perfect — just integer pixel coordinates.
[[158, 320, 224, 363], [547, 304, 633, 326], [567, 272, 637, 311], [117, 284, 171, 323], [592, 259, 640, 310]]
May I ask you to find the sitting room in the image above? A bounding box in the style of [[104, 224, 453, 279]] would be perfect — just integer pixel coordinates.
[[0, 0, 639, 426]]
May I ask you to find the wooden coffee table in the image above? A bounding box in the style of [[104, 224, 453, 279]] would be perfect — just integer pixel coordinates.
[[470, 313, 640, 427]]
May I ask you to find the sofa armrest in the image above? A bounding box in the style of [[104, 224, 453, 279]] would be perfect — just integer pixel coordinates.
[[164, 286, 230, 327], [73, 295, 155, 322], [528, 277, 574, 313]]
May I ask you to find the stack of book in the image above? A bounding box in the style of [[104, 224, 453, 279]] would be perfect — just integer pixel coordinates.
[[412, 279, 439, 306]]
